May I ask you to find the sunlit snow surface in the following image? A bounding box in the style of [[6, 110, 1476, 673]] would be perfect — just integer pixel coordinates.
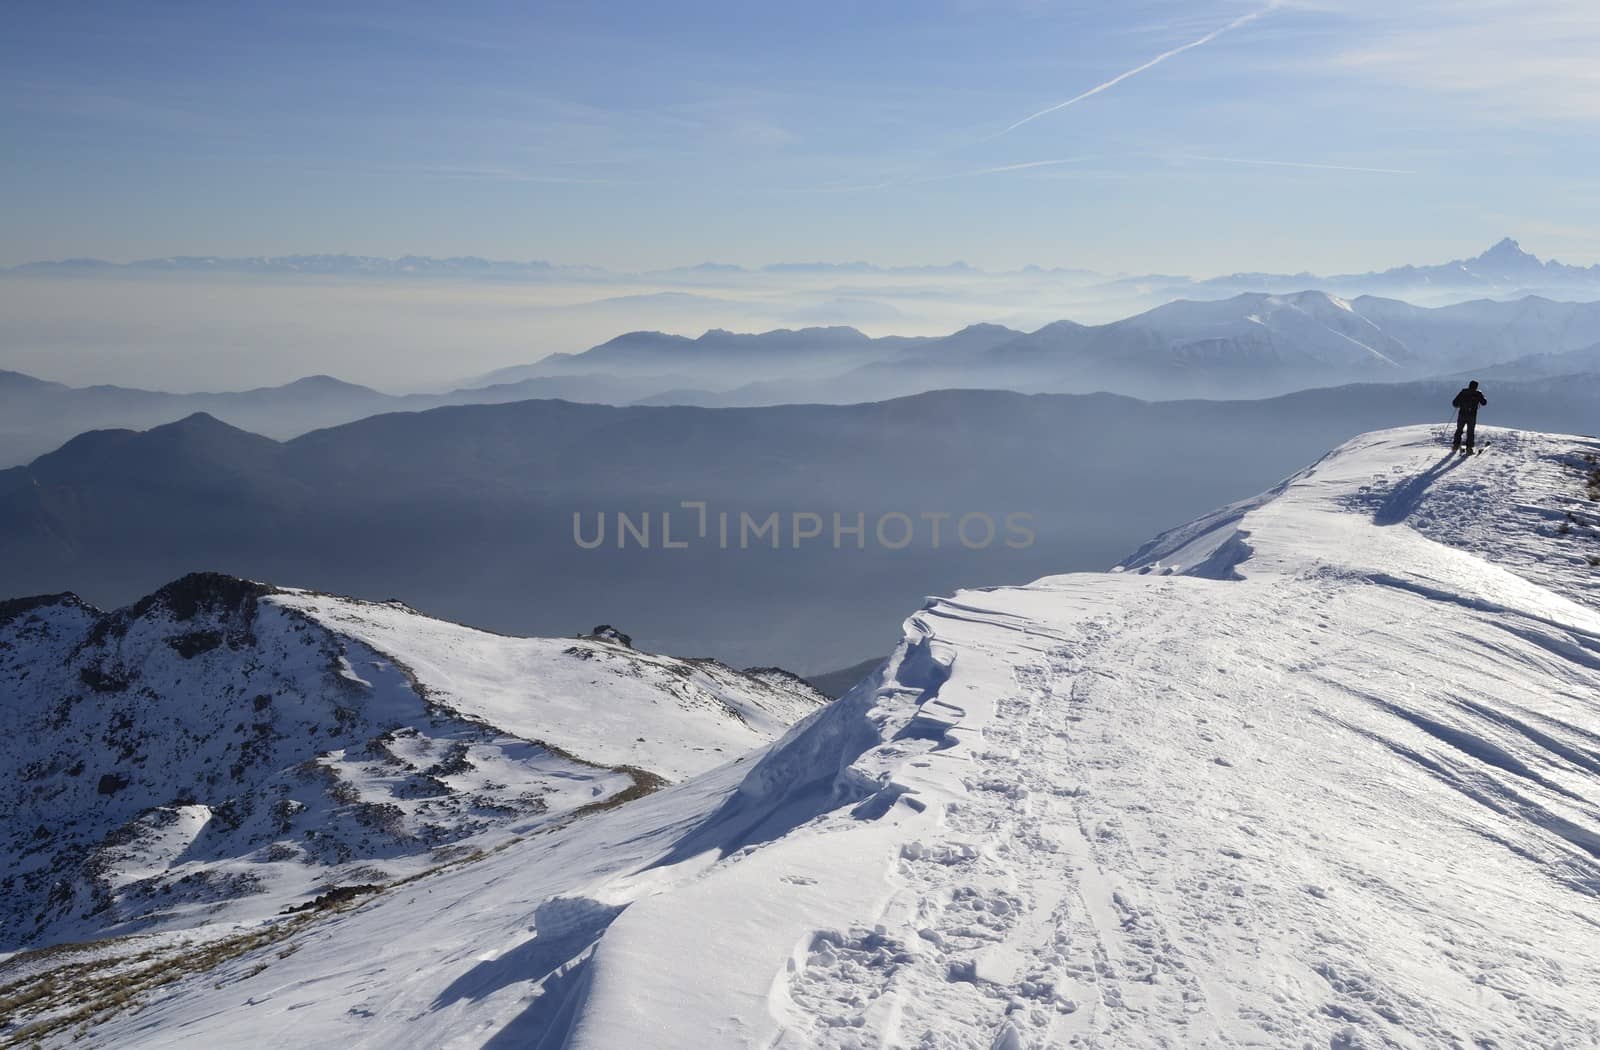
[[43, 426, 1600, 1047], [0, 585, 822, 965], [270, 591, 822, 781]]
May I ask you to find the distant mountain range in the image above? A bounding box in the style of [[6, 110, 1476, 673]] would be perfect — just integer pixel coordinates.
[[503, 325, 929, 386], [10, 238, 1599, 300], [6, 287, 1600, 468], [5, 380, 1600, 670], [0, 369, 685, 467], [1150, 237, 1600, 301], [6, 254, 610, 281], [498, 290, 1600, 402]]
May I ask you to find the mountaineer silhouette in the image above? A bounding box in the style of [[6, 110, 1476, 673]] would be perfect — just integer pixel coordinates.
[[1451, 380, 1487, 453]]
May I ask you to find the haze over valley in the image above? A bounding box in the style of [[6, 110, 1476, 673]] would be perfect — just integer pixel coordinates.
[[6, 237, 1600, 394]]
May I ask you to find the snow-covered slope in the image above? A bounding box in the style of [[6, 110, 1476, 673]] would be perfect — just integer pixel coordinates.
[[1125, 290, 1411, 369], [270, 591, 821, 780], [13, 426, 1600, 1047], [0, 578, 822, 954]]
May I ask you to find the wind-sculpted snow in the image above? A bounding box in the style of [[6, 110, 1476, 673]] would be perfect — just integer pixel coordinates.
[[18, 425, 1600, 1048]]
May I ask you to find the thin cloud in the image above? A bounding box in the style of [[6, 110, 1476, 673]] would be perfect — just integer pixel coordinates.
[[812, 156, 1092, 193], [1000, 3, 1279, 135], [368, 165, 620, 185], [1166, 153, 1416, 175], [815, 149, 1410, 194], [1319, 0, 1600, 122]]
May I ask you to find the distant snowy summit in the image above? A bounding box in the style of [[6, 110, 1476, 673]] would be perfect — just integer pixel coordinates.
[[9, 426, 1600, 1048], [1197, 236, 1600, 293]]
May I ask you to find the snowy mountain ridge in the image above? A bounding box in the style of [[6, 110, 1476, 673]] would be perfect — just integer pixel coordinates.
[[0, 575, 823, 953], [528, 291, 1600, 403], [9, 425, 1600, 1047]]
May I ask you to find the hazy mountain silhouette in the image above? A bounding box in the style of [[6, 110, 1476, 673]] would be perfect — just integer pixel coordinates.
[[0, 371, 698, 467], [4, 379, 1598, 670]]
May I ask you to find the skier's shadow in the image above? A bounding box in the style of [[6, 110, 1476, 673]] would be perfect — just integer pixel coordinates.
[[1374, 450, 1470, 526]]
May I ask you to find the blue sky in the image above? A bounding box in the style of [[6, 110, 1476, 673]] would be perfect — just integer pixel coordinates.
[[4, 0, 1600, 274]]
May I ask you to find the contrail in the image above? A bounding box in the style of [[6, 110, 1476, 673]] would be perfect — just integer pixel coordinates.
[[1001, 4, 1277, 135], [922, 157, 1092, 181], [812, 156, 1091, 193], [1168, 153, 1416, 175]]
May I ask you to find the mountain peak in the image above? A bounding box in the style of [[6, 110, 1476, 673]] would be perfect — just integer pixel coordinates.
[[1478, 236, 1533, 261], [0, 369, 64, 391], [157, 411, 245, 434], [281, 374, 367, 391], [125, 572, 274, 625], [0, 591, 93, 626]]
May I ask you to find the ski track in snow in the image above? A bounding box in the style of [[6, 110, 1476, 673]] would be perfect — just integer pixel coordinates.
[[36, 425, 1600, 1048]]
